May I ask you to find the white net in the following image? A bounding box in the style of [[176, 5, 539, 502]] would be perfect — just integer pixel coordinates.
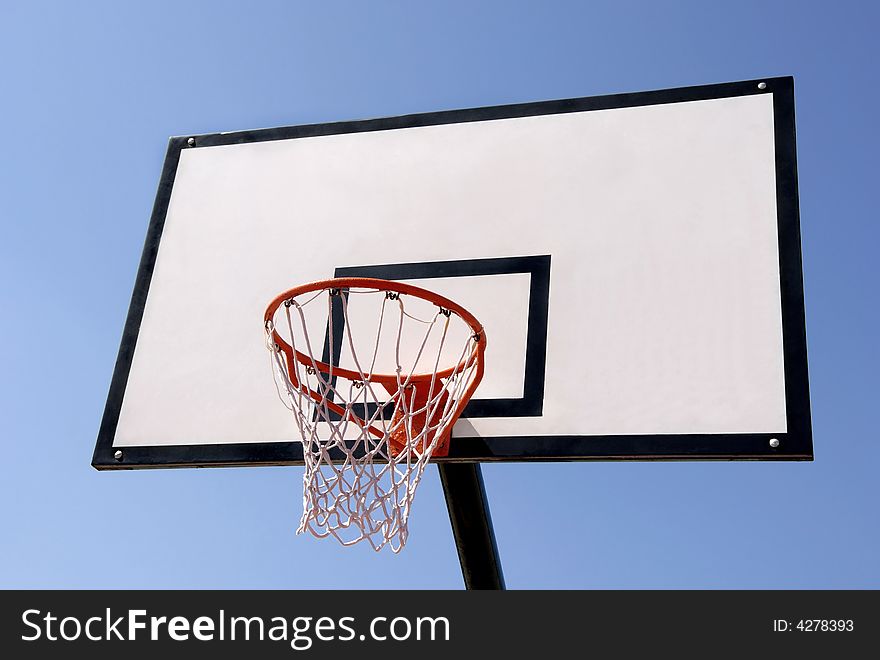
[[265, 283, 483, 552]]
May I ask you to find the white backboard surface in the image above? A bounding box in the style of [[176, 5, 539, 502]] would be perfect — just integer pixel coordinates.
[[94, 77, 812, 467]]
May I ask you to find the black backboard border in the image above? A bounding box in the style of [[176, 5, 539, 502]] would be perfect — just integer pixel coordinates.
[[93, 76, 812, 469]]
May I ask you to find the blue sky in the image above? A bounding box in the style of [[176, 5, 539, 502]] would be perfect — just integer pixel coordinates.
[[1, 0, 877, 588]]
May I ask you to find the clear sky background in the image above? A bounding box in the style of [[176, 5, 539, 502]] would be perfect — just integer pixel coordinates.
[[1, 0, 877, 589]]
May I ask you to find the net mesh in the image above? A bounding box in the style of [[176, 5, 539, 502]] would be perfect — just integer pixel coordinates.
[[265, 284, 483, 552]]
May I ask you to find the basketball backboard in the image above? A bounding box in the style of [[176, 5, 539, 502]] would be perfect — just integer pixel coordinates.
[[93, 76, 811, 470]]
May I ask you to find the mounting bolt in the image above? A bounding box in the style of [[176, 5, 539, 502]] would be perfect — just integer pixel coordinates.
[[757, 82, 767, 90], [769, 437, 780, 448], [114, 450, 123, 461], [187, 137, 196, 146]]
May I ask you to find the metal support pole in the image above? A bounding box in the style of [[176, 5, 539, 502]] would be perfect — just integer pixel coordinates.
[[438, 462, 506, 590]]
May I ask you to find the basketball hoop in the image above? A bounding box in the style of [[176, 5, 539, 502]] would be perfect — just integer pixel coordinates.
[[264, 278, 486, 552]]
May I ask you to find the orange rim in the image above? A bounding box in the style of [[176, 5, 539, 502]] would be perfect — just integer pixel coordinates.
[[265, 277, 487, 443], [265, 277, 485, 382]]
